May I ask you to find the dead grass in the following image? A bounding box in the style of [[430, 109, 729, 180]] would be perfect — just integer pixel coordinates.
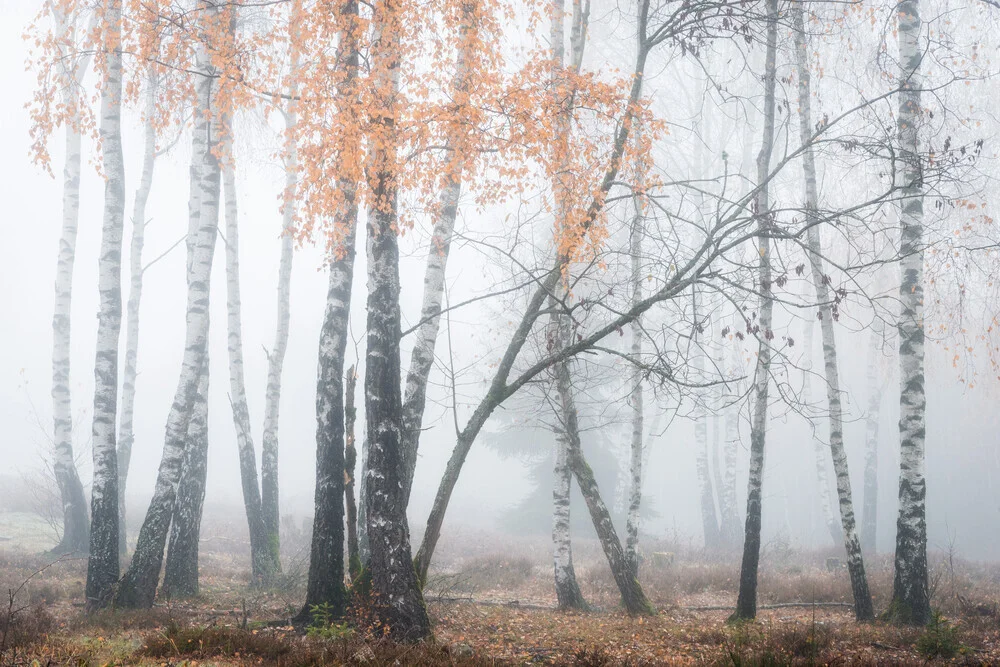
[[3, 530, 1000, 665]]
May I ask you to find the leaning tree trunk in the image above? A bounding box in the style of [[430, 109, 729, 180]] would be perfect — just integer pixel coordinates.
[[553, 330, 653, 615], [115, 48, 220, 609], [803, 317, 841, 546], [793, 2, 875, 621], [732, 0, 777, 621], [548, 275, 652, 615], [118, 69, 159, 557], [85, 0, 126, 610], [162, 359, 210, 598], [552, 434, 587, 610], [260, 76, 299, 568], [861, 323, 885, 555], [222, 129, 279, 583], [344, 366, 361, 581], [297, 0, 360, 624], [888, 0, 930, 625], [49, 4, 92, 558], [624, 176, 645, 577]]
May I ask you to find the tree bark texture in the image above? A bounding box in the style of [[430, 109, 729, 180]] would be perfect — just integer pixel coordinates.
[[793, 2, 875, 621], [889, 0, 930, 625], [85, 0, 126, 609], [732, 0, 777, 621], [115, 46, 220, 609]]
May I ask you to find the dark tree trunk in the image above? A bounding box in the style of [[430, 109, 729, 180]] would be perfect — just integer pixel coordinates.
[[364, 176, 431, 642], [344, 366, 361, 581], [162, 360, 210, 598], [298, 218, 357, 622]]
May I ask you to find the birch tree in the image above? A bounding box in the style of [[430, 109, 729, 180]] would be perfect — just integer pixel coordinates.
[[888, 0, 931, 625], [732, 0, 777, 620], [224, 121, 279, 583], [116, 33, 221, 608], [361, 0, 432, 639], [48, 0, 92, 557], [861, 321, 886, 555], [117, 68, 161, 557], [85, 0, 125, 610], [297, 0, 360, 621], [693, 290, 721, 551], [162, 360, 209, 597], [624, 187, 645, 576], [802, 318, 841, 547], [792, 2, 874, 621]]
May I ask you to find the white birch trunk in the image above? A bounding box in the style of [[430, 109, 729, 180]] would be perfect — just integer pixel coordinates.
[[803, 317, 841, 546], [85, 0, 126, 609], [624, 192, 644, 576], [49, 3, 92, 557], [223, 130, 278, 581], [115, 43, 220, 608], [693, 290, 720, 551], [890, 0, 930, 624], [399, 2, 474, 505], [117, 70, 159, 557], [861, 322, 885, 555], [793, 3, 874, 619], [260, 87, 299, 563], [733, 0, 777, 620]]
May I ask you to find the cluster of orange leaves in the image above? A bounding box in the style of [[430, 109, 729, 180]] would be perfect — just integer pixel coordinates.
[[26, 0, 663, 264]]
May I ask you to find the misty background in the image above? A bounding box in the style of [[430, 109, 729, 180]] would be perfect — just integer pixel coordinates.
[[1, 0, 998, 563]]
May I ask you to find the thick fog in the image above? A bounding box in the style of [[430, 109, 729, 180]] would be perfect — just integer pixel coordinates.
[[2, 0, 998, 569]]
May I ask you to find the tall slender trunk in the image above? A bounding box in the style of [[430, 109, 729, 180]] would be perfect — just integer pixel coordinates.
[[300, 214, 357, 620], [624, 177, 645, 577], [223, 128, 278, 583], [363, 0, 431, 641], [298, 0, 360, 622], [162, 357, 210, 597], [118, 70, 159, 557], [732, 0, 777, 621], [861, 323, 884, 555], [552, 404, 587, 610], [344, 366, 361, 581], [115, 44, 220, 609], [399, 1, 475, 507], [792, 3, 874, 621], [693, 291, 720, 551], [720, 353, 742, 548], [357, 436, 370, 566], [49, 4, 94, 558], [889, 0, 930, 625], [803, 317, 841, 546], [261, 80, 299, 567], [85, 0, 125, 609]]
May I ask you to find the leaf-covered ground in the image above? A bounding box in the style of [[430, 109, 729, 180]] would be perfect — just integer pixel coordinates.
[[2, 520, 999, 665]]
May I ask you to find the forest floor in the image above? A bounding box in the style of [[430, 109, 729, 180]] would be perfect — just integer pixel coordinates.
[[2, 520, 999, 665]]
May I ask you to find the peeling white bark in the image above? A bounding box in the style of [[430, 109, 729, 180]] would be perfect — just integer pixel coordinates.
[[50, 2, 93, 557], [118, 69, 159, 557], [116, 41, 220, 609], [85, 0, 126, 608], [891, 0, 930, 624]]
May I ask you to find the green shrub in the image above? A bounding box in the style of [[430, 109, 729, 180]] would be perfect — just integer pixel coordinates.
[[915, 611, 963, 659]]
